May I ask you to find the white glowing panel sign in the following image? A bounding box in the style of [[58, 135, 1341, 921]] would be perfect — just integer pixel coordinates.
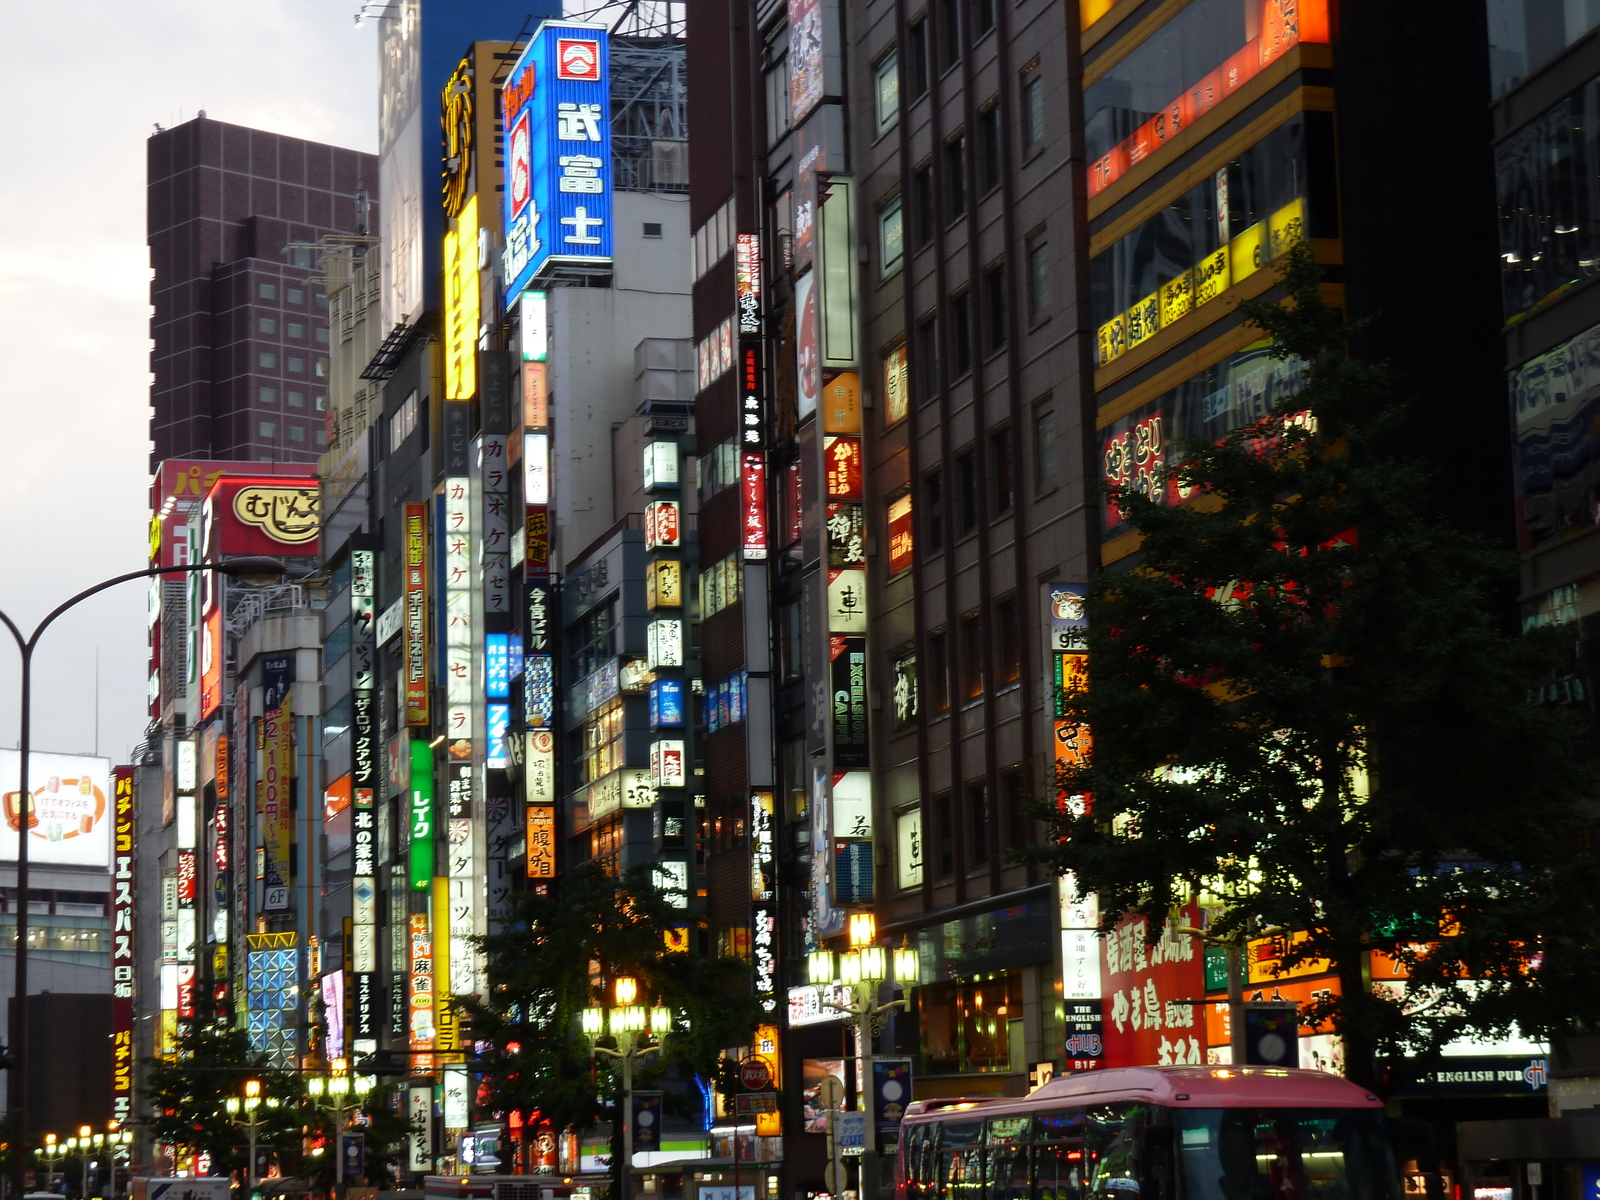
[[0, 751, 111, 867], [524, 433, 551, 504]]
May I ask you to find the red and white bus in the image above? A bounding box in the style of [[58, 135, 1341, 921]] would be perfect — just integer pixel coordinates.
[[896, 1067, 1399, 1200]]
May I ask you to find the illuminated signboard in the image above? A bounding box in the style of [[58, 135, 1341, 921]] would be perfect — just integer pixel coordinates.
[[527, 802, 556, 878], [485, 634, 511, 698], [502, 24, 614, 300], [444, 193, 481, 400], [742, 453, 768, 560], [645, 500, 681, 549], [111, 767, 135, 1121], [404, 505, 430, 725], [649, 679, 685, 728], [409, 739, 435, 891]]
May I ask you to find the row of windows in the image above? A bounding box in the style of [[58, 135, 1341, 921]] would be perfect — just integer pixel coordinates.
[[256, 281, 326, 308], [257, 421, 323, 445], [256, 350, 326, 376], [259, 387, 324, 409], [921, 775, 1031, 881], [918, 404, 1057, 537], [255, 315, 329, 343]]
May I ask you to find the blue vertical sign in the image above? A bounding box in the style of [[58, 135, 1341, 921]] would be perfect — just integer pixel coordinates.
[[502, 22, 613, 300], [485, 633, 510, 699]]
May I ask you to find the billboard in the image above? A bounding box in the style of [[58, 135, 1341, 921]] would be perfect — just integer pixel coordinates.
[[201, 475, 320, 558], [0, 751, 111, 867], [502, 23, 614, 300]]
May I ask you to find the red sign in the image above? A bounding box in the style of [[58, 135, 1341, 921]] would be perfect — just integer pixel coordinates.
[[177, 967, 196, 1019], [823, 436, 862, 499], [739, 1058, 773, 1090], [557, 38, 600, 80], [200, 475, 320, 558], [646, 501, 681, 549], [150, 459, 311, 567], [887, 492, 913, 576], [742, 453, 768, 560], [1101, 904, 1206, 1068], [110, 767, 135, 1124], [200, 607, 223, 720]]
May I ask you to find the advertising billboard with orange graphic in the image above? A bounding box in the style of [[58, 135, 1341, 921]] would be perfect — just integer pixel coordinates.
[[0, 751, 111, 867]]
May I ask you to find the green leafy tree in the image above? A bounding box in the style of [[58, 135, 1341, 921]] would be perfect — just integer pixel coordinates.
[[464, 862, 764, 1143], [144, 1018, 302, 1178], [1034, 244, 1600, 1091], [300, 1085, 416, 1191]]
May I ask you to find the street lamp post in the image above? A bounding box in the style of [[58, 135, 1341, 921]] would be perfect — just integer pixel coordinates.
[[807, 916, 920, 1200], [40, 1133, 58, 1192], [76, 1126, 91, 1200], [225, 1079, 281, 1194], [0, 556, 284, 1200], [580, 978, 677, 1200], [305, 1059, 375, 1195]]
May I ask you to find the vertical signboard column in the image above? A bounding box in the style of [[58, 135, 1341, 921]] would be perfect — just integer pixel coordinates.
[[350, 549, 379, 1053], [110, 767, 136, 1123], [1047, 584, 1104, 1066]]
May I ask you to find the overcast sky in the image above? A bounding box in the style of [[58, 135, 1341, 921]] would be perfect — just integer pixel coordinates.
[[0, 2, 377, 764]]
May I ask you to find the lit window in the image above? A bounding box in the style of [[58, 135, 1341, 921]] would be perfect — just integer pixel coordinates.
[[880, 199, 904, 277], [875, 53, 900, 134]]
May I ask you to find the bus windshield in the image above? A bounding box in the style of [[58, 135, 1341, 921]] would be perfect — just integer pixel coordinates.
[[1173, 1108, 1397, 1200]]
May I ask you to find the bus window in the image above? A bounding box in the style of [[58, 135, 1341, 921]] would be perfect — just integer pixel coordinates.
[[942, 1119, 987, 1200], [911, 1124, 940, 1200], [1035, 1138, 1087, 1200], [987, 1117, 1033, 1200], [1172, 1108, 1399, 1200], [1087, 1103, 1151, 1200]]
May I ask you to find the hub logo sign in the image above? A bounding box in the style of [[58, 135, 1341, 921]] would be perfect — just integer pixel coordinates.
[[502, 21, 613, 301]]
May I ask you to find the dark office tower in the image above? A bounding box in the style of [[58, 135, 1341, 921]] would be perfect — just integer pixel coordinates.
[[1490, 0, 1600, 1146], [687, 0, 1091, 1161], [146, 116, 377, 469]]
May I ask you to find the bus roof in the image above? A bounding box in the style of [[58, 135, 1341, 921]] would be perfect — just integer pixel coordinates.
[[902, 1067, 1381, 1122]]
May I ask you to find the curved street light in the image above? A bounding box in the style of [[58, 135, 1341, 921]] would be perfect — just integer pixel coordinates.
[[0, 556, 286, 1200]]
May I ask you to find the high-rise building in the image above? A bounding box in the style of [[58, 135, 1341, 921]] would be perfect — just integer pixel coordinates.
[[687, 0, 1090, 1184], [1488, 0, 1600, 1153], [147, 116, 377, 468]]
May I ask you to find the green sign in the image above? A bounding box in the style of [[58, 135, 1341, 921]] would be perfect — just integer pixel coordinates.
[[1204, 944, 1231, 993], [409, 738, 436, 890]]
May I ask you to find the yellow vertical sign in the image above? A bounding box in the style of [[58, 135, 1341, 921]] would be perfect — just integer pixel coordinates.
[[433, 879, 458, 1053], [443, 193, 481, 400]]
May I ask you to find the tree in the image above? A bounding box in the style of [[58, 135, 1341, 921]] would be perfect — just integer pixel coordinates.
[[144, 1018, 301, 1177], [1034, 243, 1600, 1091], [464, 862, 764, 1146]]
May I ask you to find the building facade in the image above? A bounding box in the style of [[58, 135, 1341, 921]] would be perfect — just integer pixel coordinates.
[[147, 116, 377, 468]]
